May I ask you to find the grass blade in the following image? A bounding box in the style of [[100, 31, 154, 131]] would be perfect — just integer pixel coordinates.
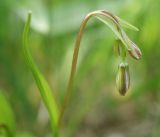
[[22, 11, 59, 137]]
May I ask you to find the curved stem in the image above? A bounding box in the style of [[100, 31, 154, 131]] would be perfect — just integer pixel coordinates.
[[58, 10, 121, 127], [0, 124, 12, 137]]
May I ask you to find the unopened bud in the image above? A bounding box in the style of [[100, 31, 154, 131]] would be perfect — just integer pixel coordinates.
[[116, 62, 130, 96], [128, 40, 142, 60], [120, 30, 142, 60]]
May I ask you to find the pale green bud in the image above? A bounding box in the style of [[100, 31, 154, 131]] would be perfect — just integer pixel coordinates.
[[116, 62, 130, 96], [128, 41, 142, 60]]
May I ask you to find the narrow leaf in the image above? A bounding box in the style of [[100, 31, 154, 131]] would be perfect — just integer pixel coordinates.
[[95, 16, 127, 47], [22, 11, 59, 136], [116, 16, 139, 31], [95, 15, 141, 60]]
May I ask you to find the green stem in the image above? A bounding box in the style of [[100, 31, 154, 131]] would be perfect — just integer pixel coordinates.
[[58, 10, 122, 127], [121, 45, 127, 62]]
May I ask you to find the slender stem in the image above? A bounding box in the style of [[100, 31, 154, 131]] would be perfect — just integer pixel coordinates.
[[121, 45, 127, 62], [58, 10, 121, 127], [0, 124, 12, 137]]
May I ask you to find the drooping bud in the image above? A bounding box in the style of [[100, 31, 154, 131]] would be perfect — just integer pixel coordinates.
[[120, 30, 142, 60], [128, 40, 142, 60], [116, 62, 130, 96]]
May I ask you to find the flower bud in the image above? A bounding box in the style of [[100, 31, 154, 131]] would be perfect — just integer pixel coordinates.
[[116, 62, 130, 96], [128, 40, 142, 60], [120, 30, 142, 60]]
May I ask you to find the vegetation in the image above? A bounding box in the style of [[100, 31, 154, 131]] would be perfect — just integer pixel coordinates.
[[0, 0, 160, 137]]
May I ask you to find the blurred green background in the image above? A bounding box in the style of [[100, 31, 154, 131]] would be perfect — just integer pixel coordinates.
[[0, 0, 160, 137]]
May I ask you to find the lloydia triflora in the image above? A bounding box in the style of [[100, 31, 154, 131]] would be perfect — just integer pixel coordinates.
[[23, 10, 142, 137]]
